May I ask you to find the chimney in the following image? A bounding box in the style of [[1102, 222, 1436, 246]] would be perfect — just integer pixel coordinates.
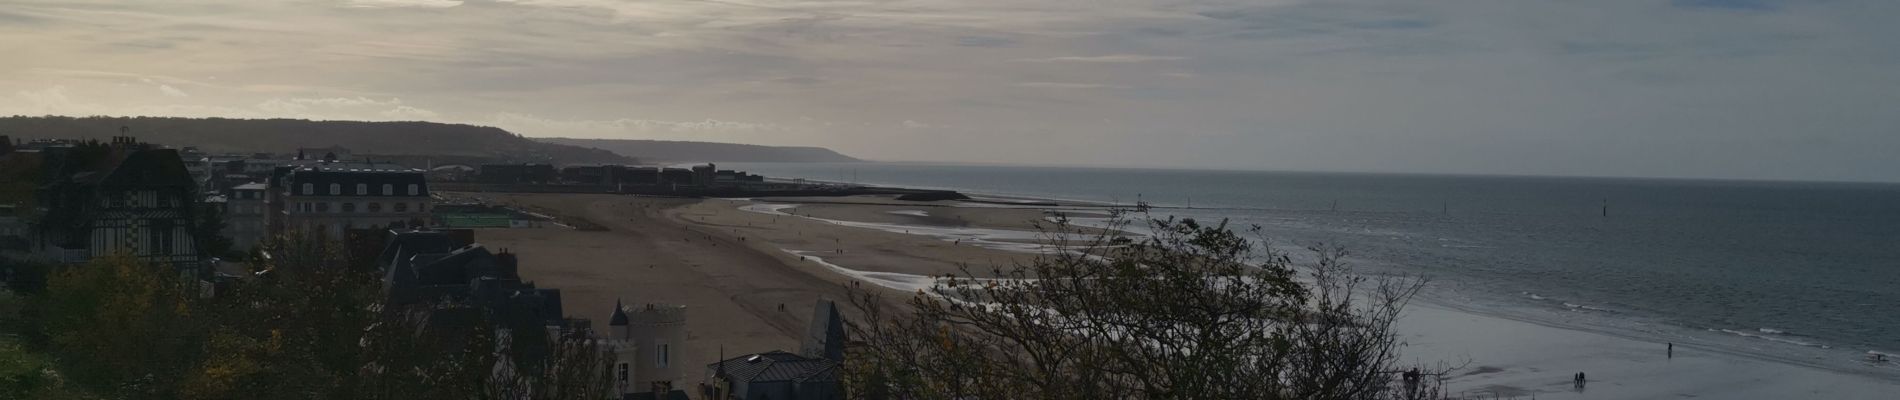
[[496, 250, 519, 279]]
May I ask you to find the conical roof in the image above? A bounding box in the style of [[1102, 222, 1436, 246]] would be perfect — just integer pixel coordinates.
[[609, 298, 629, 326]]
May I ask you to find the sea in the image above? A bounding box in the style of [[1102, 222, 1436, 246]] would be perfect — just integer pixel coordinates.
[[725, 162, 1900, 377]]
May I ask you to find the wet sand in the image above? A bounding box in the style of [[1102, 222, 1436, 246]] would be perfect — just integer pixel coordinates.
[[444, 192, 1900, 399], [437, 193, 1065, 383]]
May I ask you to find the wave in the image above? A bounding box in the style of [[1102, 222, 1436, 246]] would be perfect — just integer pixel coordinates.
[[1520, 292, 1614, 313], [887, 210, 931, 217], [1562, 302, 1616, 313], [1715, 328, 1829, 349]]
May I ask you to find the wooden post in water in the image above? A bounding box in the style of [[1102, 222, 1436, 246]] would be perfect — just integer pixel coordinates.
[[1602, 198, 1608, 217]]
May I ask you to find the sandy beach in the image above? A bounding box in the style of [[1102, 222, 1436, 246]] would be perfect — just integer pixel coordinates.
[[446, 192, 1900, 399]]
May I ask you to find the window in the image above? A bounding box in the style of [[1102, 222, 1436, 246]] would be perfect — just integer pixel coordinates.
[[151, 220, 174, 256], [356, 183, 368, 195], [302, 183, 313, 195], [368, 202, 382, 212], [394, 203, 408, 212], [407, 184, 419, 196], [618, 363, 629, 383], [316, 202, 330, 213], [329, 183, 341, 195], [342, 202, 356, 213], [656, 344, 670, 368], [382, 184, 394, 196]]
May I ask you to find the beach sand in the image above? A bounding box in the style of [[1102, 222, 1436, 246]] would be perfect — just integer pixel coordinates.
[[448, 192, 1900, 398]]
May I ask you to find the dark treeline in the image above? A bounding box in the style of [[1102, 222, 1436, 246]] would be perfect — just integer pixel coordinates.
[[0, 116, 631, 165], [536, 137, 860, 163]]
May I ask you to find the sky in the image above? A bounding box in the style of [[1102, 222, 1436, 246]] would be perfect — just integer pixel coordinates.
[[1, 0, 1897, 182]]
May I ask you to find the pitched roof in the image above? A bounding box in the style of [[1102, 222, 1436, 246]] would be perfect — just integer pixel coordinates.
[[709, 350, 840, 385], [609, 298, 629, 326]]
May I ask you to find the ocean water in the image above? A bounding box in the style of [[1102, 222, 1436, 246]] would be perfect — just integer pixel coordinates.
[[727, 162, 1900, 375]]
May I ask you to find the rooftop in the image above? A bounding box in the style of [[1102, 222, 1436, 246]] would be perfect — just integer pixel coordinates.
[[296, 162, 424, 173], [709, 350, 839, 385]]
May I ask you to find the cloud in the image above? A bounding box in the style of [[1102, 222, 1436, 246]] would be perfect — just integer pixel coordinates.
[[1018, 55, 1185, 63], [158, 84, 189, 98], [1, 0, 1897, 181], [256, 97, 405, 114], [1672, 0, 1779, 11], [345, 0, 464, 8], [485, 112, 784, 140], [381, 105, 440, 120], [1016, 82, 1127, 89], [11, 86, 80, 115]]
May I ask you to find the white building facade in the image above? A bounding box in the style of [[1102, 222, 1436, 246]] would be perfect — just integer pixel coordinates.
[[224, 182, 268, 252], [606, 302, 688, 398], [276, 162, 430, 241]]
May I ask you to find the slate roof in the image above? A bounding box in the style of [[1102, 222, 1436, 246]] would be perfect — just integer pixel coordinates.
[[710, 351, 840, 385], [284, 162, 428, 197], [622, 390, 690, 400], [609, 299, 629, 326]]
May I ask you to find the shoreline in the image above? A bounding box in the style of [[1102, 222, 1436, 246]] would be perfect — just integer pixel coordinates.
[[715, 193, 1900, 397], [757, 185, 1900, 380], [448, 191, 1898, 398]]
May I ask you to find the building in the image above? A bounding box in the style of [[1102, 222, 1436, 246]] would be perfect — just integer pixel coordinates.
[[702, 300, 845, 400], [224, 182, 268, 252], [559, 165, 618, 185], [479, 163, 557, 185], [31, 137, 202, 267], [606, 302, 689, 397], [691, 164, 716, 187], [0, 203, 26, 256], [702, 352, 841, 400], [275, 161, 430, 241], [432, 203, 549, 229], [296, 146, 353, 162], [374, 229, 594, 386]]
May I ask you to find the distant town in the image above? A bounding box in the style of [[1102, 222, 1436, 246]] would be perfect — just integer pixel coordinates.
[[0, 131, 853, 400]]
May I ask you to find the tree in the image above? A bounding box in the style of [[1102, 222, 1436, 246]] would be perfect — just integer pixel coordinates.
[[25, 233, 618, 400], [40, 254, 205, 398], [192, 203, 233, 259], [843, 206, 1444, 400]]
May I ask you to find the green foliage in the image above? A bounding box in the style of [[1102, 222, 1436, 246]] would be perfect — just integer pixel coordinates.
[[41, 254, 205, 396], [0, 332, 99, 400], [8, 234, 615, 400]]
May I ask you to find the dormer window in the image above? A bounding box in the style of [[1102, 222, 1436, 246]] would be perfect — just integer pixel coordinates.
[[382, 184, 394, 196], [329, 183, 341, 195], [356, 184, 367, 195], [407, 184, 419, 196], [302, 183, 313, 195]]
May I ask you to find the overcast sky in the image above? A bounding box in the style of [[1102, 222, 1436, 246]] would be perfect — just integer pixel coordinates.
[[2, 0, 1896, 181]]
